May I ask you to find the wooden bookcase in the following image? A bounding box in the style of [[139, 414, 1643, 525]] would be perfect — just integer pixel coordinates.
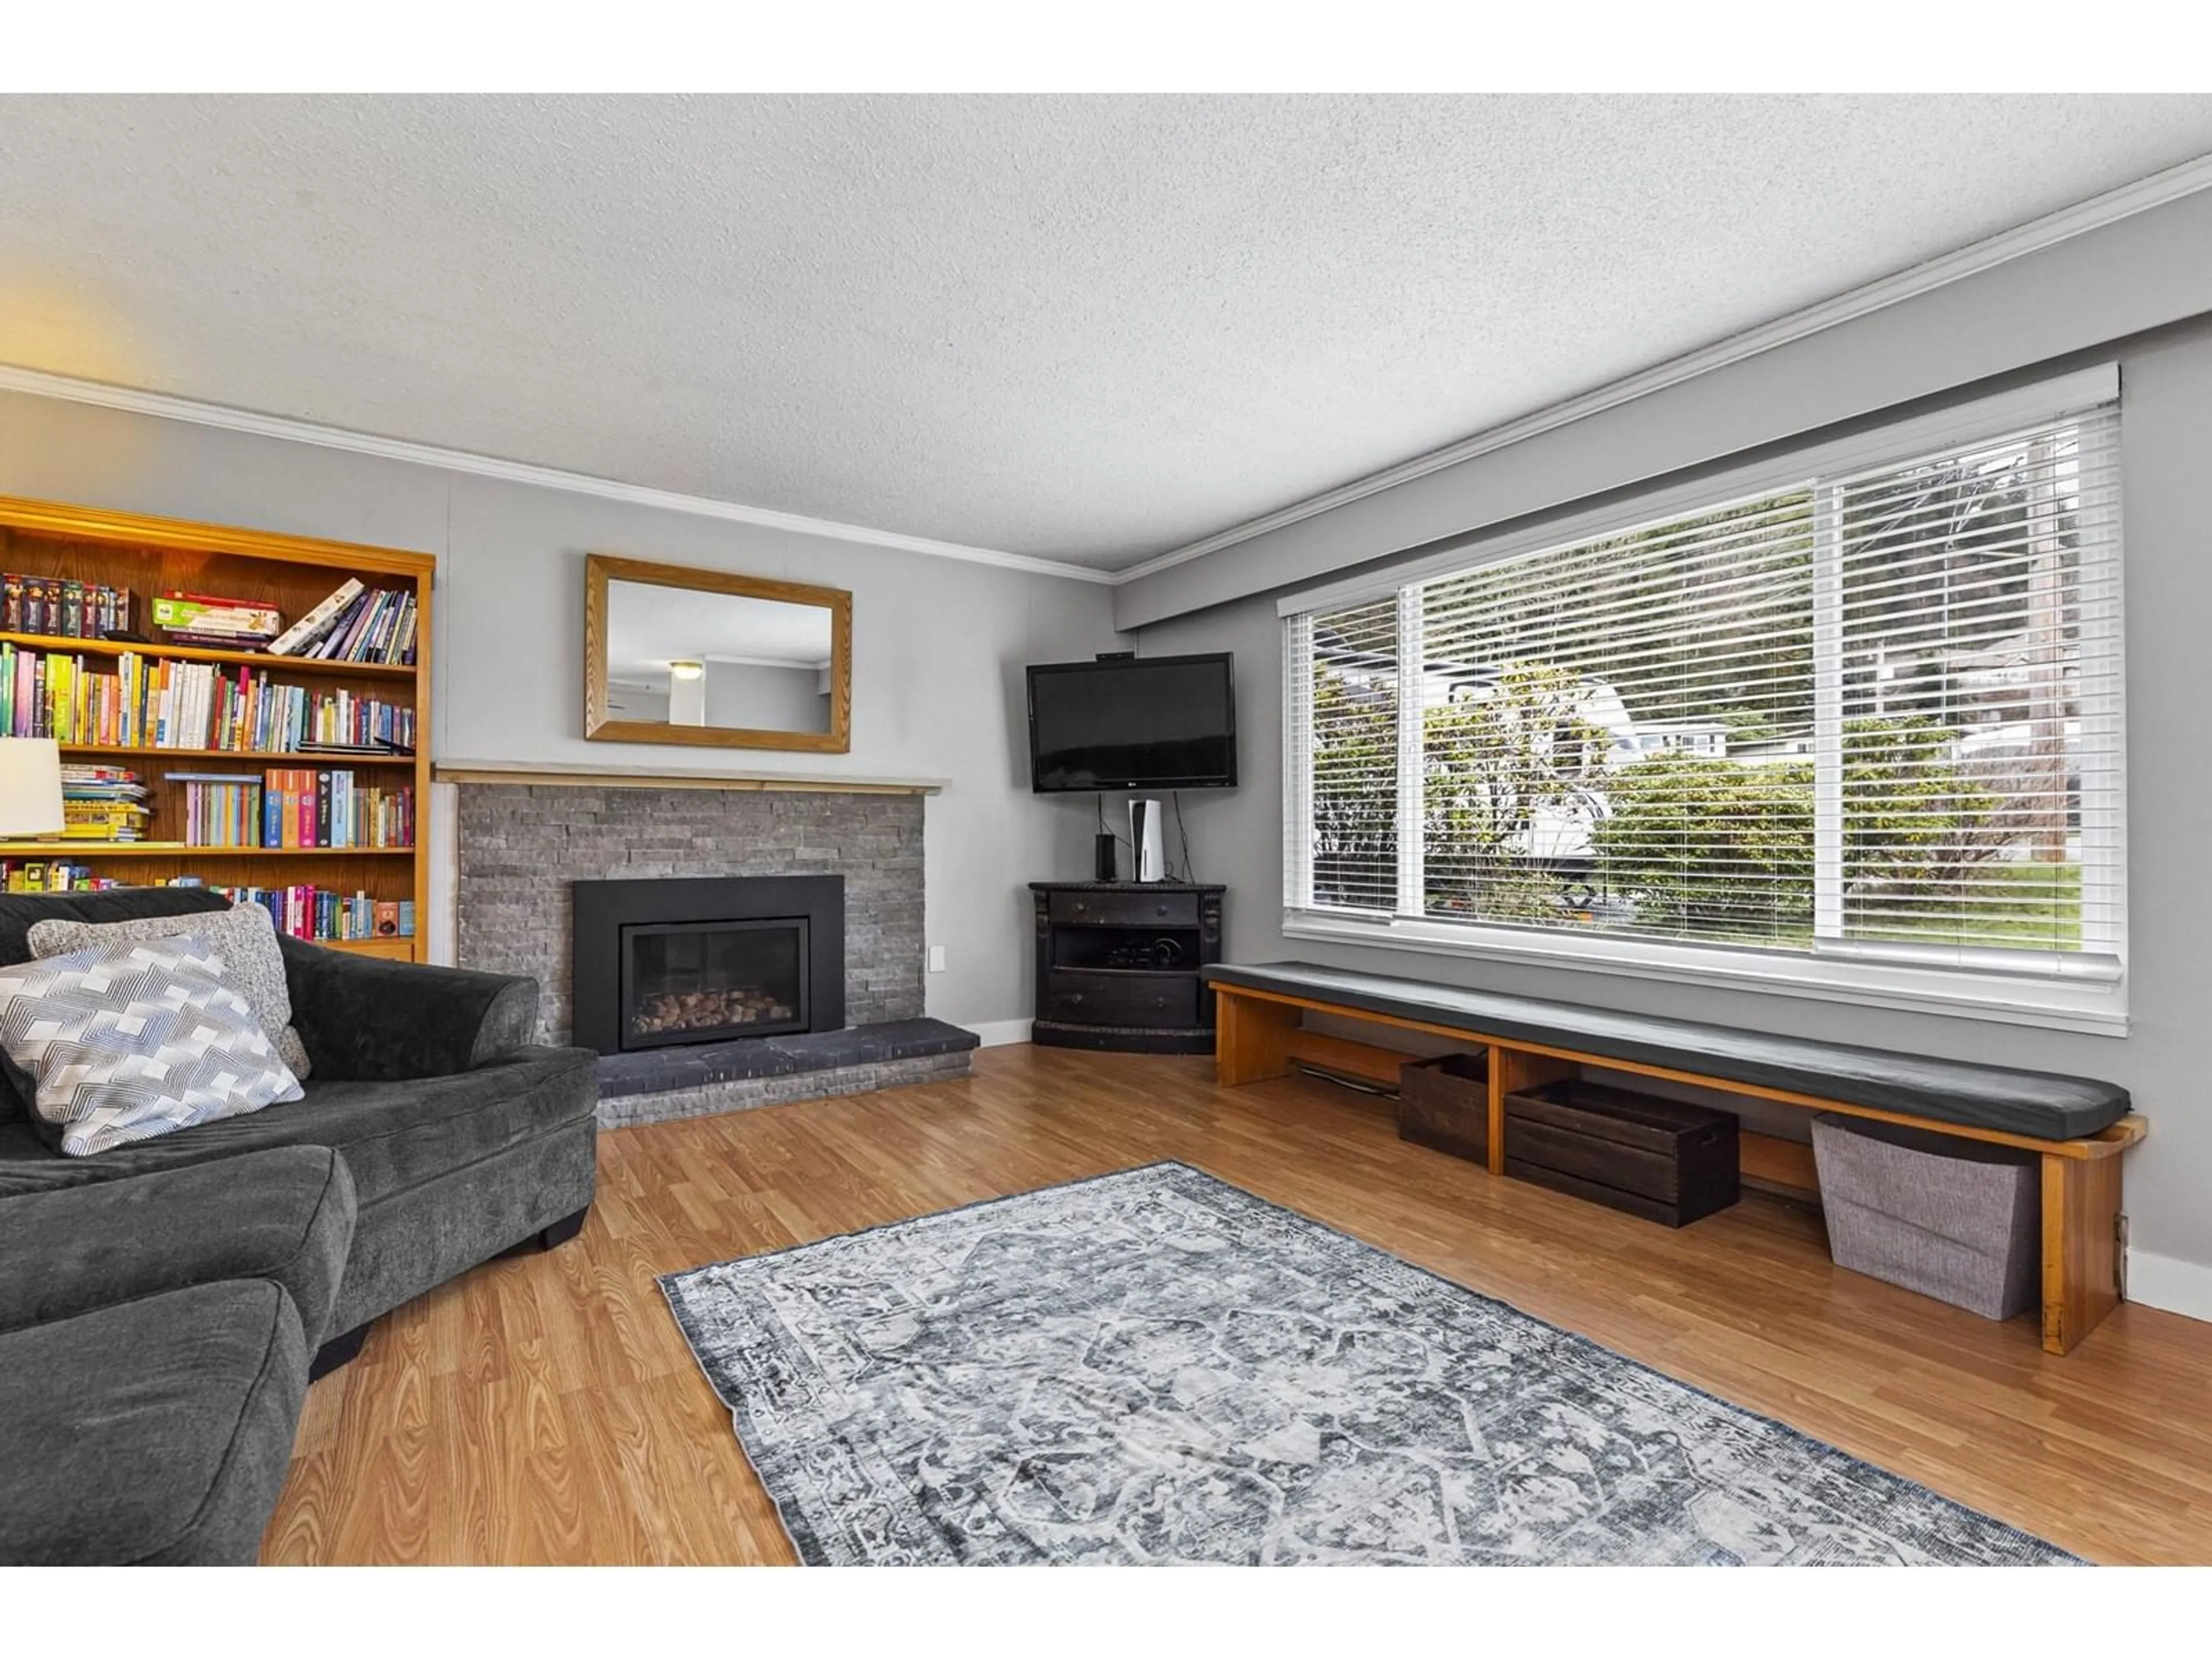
[[0, 494, 434, 961]]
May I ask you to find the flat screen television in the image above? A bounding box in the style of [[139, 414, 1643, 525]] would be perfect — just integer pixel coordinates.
[[1027, 653, 1238, 793]]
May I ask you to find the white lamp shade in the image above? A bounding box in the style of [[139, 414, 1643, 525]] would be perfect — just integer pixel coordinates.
[[0, 738, 65, 837]]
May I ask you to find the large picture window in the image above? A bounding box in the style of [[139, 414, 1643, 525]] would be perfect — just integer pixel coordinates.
[[1283, 383, 2124, 1025]]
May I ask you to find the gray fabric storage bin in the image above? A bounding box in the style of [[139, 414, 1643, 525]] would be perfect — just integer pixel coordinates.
[[1810, 1113, 2040, 1320]]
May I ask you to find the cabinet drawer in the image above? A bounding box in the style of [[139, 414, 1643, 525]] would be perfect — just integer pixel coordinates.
[[1049, 889, 1200, 927], [1042, 971, 1199, 1028]]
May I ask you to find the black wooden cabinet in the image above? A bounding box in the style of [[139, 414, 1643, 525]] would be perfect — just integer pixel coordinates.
[[1028, 882, 1225, 1053]]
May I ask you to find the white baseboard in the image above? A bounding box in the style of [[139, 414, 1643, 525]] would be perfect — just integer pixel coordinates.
[[962, 1019, 1033, 1048], [2126, 1248, 2212, 1324]]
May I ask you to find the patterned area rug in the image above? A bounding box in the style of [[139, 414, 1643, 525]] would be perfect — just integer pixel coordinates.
[[661, 1162, 2076, 1566]]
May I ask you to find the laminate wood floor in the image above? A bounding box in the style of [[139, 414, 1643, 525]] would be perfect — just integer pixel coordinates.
[[262, 1044, 2212, 1565]]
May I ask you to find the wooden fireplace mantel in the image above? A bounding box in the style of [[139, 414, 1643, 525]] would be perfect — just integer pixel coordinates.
[[433, 759, 946, 796]]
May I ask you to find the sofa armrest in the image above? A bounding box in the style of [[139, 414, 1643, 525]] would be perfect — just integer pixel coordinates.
[[0, 1146, 357, 1349], [278, 937, 542, 1080]]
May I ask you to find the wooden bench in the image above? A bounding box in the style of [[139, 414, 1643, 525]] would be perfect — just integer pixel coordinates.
[[1200, 961, 2146, 1355]]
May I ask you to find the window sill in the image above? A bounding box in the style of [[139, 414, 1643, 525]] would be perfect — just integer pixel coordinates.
[[1281, 911, 2130, 1037]]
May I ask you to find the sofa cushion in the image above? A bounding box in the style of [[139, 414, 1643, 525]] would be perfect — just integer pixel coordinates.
[[0, 888, 233, 1124], [0, 886, 233, 971], [0, 934, 304, 1156], [0, 1279, 307, 1565], [0, 1046, 599, 1208], [276, 938, 541, 1080], [0, 1146, 357, 1349], [31, 900, 312, 1078]]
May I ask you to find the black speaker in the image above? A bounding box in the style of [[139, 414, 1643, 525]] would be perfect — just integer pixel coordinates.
[[1093, 831, 1118, 882]]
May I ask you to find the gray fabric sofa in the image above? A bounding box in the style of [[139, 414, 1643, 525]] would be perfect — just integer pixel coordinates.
[[0, 887, 601, 1563], [0, 887, 600, 1351], [0, 1146, 357, 1564]]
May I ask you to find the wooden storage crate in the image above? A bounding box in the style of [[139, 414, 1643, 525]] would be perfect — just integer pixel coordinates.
[[1505, 1079, 1740, 1227], [1397, 1051, 1489, 1163]]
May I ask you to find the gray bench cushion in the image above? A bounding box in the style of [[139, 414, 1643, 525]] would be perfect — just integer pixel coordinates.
[[0, 1279, 307, 1565], [1202, 961, 2130, 1141]]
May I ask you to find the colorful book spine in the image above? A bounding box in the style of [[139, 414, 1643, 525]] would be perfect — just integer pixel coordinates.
[[0, 859, 127, 894], [301, 586, 417, 665], [3, 574, 137, 640], [0, 643, 414, 753], [214, 883, 411, 942], [153, 592, 282, 646], [266, 579, 365, 657], [169, 773, 265, 848], [256, 767, 411, 849]]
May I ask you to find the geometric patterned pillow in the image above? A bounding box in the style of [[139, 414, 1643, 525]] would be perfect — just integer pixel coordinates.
[[27, 900, 312, 1080], [0, 934, 304, 1157]]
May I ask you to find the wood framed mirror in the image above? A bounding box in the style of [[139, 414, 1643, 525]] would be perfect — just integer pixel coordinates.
[[585, 554, 853, 752]]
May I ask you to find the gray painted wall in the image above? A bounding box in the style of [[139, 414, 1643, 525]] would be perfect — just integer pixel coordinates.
[[0, 387, 1120, 1028], [1138, 313, 2212, 1280], [704, 658, 830, 732], [603, 681, 671, 722]]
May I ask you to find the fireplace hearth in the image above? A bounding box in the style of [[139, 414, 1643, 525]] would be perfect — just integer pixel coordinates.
[[571, 874, 843, 1056]]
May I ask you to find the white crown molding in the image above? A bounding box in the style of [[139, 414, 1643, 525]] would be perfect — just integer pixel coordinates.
[[0, 362, 1117, 586], [1109, 150, 2212, 589]]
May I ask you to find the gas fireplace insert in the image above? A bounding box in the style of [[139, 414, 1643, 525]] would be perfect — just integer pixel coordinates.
[[570, 874, 844, 1055]]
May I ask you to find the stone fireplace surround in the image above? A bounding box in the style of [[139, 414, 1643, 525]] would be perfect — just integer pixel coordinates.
[[449, 765, 974, 1127]]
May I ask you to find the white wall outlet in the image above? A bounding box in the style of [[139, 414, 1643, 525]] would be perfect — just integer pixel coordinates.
[[928, 944, 947, 973]]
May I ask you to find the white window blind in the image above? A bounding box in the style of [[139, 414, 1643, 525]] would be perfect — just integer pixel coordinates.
[[1284, 389, 2124, 1005]]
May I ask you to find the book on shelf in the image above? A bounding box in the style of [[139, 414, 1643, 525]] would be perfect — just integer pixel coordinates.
[[153, 592, 282, 649], [256, 579, 420, 668], [313, 590, 373, 661], [59, 764, 149, 842], [0, 862, 418, 942], [60, 763, 145, 798], [265, 579, 363, 657], [295, 737, 415, 757], [299, 585, 418, 665], [3, 573, 138, 640], [58, 804, 151, 842], [200, 885, 415, 946], [1, 641, 416, 753], [168, 772, 264, 849], [1, 858, 123, 893], [7, 761, 411, 853], [256, 768, 414, 850], [213, 882, 414, 944], [162, 767, 412, 850]]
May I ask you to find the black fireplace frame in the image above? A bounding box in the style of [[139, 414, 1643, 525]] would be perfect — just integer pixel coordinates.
[[571, 874, 844, 1056]]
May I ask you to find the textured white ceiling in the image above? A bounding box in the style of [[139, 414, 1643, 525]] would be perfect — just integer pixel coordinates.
[[2, 94, 2210, 570]]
